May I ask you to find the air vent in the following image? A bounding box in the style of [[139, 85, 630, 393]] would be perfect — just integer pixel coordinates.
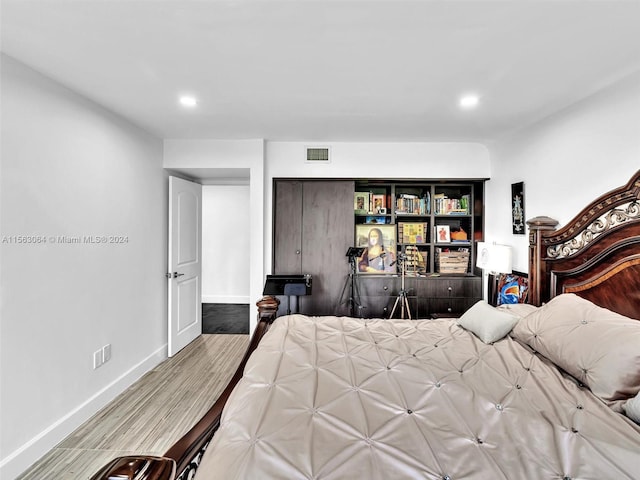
[[306, 147, 330, 163]]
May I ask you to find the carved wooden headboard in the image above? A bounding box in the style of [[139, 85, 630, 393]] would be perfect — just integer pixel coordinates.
[[527, 169, 640, 319]]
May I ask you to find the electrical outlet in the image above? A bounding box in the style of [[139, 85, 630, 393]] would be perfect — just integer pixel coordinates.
[[93, 349, 103, 369], [102, 344, 111, 363]]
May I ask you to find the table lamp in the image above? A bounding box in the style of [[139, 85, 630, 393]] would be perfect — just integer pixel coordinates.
[[476, 242, 513, 304]]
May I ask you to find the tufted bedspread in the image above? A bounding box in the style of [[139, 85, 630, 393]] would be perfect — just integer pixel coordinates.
[[195, 314, 640, 479]]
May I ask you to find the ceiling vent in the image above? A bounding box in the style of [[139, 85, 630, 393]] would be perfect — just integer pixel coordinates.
[[306, 147, 331, 163]]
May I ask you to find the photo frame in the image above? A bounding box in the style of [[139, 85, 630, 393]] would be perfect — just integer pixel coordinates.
[[371, 194, 386, 213], [435, 224, 450, 243], [354, 192, 370, 214], [511, 182, 525, 235], [355, 224, 397, 274]]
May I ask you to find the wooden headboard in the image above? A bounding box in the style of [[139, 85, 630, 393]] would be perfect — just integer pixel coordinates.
[[527, 169, 640, 319]]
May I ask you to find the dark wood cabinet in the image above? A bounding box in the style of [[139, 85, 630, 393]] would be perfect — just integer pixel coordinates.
[[274, 180, 355, 315], [421, 276, 482, 315], [273, 178, 485, 319], [355, 275, 480, 318]]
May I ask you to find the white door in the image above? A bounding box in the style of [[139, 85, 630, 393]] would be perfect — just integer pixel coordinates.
[[168, 176, 202, 356]]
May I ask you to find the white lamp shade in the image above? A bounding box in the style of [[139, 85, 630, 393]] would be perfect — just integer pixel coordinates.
[[476, 242, 512, 274]]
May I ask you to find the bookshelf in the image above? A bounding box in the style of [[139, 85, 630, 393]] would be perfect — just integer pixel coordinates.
[[354, 180, 483, 277]]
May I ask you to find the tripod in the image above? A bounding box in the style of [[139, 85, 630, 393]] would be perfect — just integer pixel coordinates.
[[389, 253, 412, 319], [336, 253, 364, 317]]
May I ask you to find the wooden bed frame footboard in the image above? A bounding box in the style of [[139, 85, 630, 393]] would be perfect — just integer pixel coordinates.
[[90, 296, 280, 480]]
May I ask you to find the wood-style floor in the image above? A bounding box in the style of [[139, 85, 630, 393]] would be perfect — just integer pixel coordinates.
[[17, 334, 249, 480]]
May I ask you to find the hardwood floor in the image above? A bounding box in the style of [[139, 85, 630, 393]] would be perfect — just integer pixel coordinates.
[[17, 334, 249, 480]]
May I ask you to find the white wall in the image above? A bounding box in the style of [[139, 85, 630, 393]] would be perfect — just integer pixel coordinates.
[[202, 185, 250, 303], [485, 71, 640, 271], [0, 55, 167, 479]]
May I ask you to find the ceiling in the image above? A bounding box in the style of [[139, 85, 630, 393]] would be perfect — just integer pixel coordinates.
[[2, 0, 639, 143]]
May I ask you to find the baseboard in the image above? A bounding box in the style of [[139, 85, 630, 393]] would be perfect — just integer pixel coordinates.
[[201, 294, 250, 304], [0, 344, 168, 480]]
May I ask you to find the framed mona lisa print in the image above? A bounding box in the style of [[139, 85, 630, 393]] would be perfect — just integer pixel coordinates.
[[355, 224, 397, 274]]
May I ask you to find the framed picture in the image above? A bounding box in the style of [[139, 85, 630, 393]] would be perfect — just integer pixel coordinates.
[[354, 192, 370, 214], [365, 216, 386, 224], [435, 224, 450, 243], [372, 194, 386, 213], [399, 222, 427, 244], [495, 271, 529, 306], [511, 182, 525, 235], [355, 224, 397, 274]]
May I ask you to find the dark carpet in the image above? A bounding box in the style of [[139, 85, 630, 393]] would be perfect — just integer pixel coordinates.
[[202, 303, 250, 334]]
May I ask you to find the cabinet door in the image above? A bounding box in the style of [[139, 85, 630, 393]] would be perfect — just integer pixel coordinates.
[[301, 181, 354, 315], [431, 278, 481, 298], [274, 181, 303, 274]]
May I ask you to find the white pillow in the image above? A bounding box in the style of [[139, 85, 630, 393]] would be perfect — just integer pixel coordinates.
[[511, 293, 640, 407], [457, 300, 520, 344], [624, 391, 640, 424]]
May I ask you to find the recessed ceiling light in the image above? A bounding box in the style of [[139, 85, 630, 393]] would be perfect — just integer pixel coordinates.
[[179, 95, 197, 108], [459, 94, 480, 109]]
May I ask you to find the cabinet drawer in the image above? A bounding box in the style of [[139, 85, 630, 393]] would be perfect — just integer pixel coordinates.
[[360, 295, 419, 319], [358, 276, 417, 297], [428, 277, 481, 297], [429, 297, 481, 315]]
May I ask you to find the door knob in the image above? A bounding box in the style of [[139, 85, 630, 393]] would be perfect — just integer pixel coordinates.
[[166, 272, 185, 278]]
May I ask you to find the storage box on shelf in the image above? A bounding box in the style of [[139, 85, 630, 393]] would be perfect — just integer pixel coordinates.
[[436, 250, 470, 274]]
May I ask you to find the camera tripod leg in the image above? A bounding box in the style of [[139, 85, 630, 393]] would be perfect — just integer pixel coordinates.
[[402, 294, 412, 320], [390, 290, 412, 319], [390, 295, 400, 318], [336, 272, 364, 317]]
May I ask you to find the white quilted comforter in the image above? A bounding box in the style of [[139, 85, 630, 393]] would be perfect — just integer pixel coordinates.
[[196, 314, 640, 479]]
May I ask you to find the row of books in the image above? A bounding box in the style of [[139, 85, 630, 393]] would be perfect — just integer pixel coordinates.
[[433, 193, 471, 215], [356, 191, 471, 216], [395, 193, 430, 215]]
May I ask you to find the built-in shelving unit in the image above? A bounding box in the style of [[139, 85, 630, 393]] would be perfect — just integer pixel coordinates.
[[273, 178, 486, 318], [354, 180, 484, 276]]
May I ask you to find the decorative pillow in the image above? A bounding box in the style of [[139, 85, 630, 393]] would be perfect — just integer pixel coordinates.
[[623, 391, 640, 424], [497, 303, 538, 319], [457, 300, 520, 344], [511, 293, 640, 407]]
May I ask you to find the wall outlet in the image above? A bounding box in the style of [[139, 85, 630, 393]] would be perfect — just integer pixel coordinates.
[[102, 344, 111, 363], [93, 349, 103, 369]]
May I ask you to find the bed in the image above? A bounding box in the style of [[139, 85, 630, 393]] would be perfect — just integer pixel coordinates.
[[92, 170, 640, 480]]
